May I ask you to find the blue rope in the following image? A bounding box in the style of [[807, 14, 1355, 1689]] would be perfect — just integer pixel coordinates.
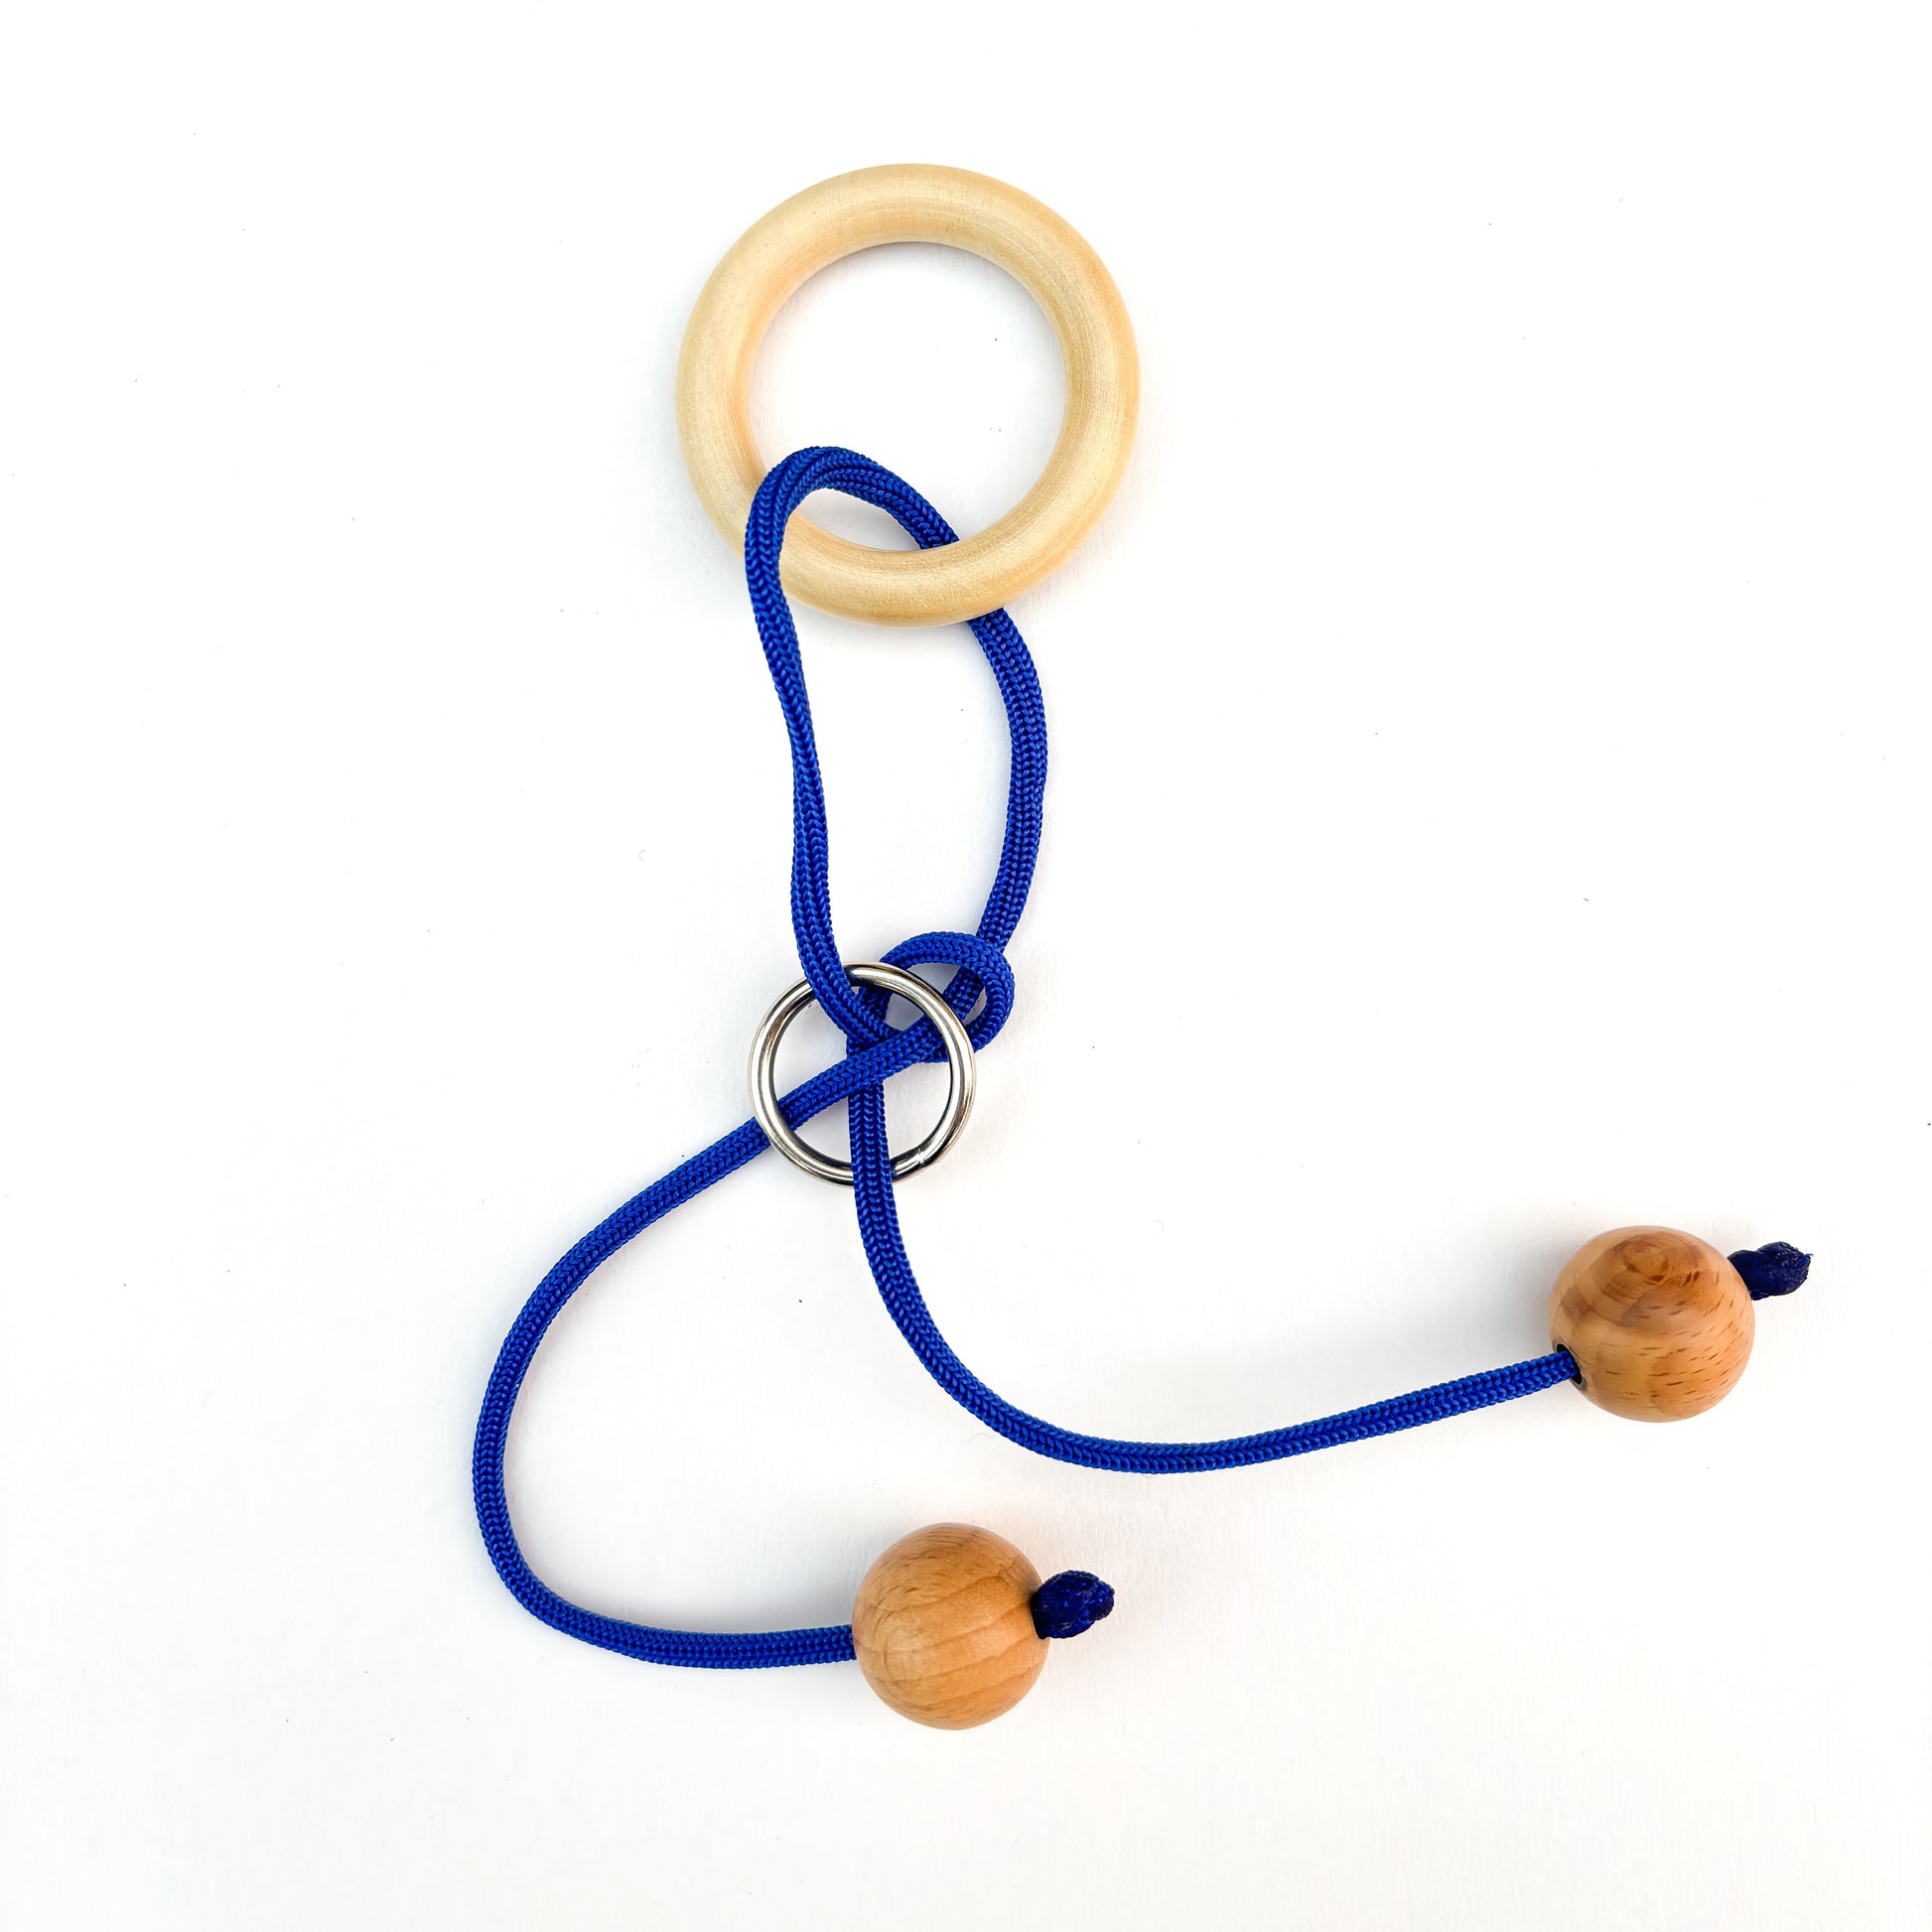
[[472, 448, 1577, 1669]]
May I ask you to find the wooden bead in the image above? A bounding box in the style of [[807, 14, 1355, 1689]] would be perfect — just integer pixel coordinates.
[[1550, 1226, 1754, 1421], [851, 1523, 1048, 1728], [676, 164, 1139, 628]]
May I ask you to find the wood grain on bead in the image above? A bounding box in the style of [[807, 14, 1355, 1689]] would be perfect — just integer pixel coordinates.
[[676, 164, 1139, 627], [851, 1524, 1047, 1728], [1550, 1226, 1754, 1421]]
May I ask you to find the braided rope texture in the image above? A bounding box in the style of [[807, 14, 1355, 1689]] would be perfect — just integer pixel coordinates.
[[471, 448, 1576, 1669]]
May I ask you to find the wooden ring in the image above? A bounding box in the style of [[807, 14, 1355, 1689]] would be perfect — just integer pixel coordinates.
[[675, 164, 1139, 627]]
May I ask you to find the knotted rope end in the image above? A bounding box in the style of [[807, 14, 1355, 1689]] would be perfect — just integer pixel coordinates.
[[1032, 1570, 1115, 1640], [1727, 1241, 1812, 1301]]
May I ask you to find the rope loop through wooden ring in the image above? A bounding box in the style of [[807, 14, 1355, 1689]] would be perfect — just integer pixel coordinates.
[[676, 164, 1139, 627]]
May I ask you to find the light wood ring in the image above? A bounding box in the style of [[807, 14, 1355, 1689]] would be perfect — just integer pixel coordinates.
[[675, 164, 1139, 627]]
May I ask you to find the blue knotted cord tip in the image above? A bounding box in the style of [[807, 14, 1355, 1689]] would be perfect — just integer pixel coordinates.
[[1727, 1241, 1812, 1300], [1032, 1570, 1115, 1640]]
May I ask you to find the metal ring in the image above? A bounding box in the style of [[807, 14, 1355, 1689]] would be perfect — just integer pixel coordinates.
[[676, 164, 1139, 627], [750, 961, 976, 1184]]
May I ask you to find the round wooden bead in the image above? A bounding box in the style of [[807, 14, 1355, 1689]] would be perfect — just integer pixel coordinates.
[[1550, 1226, 1754, 1421], [851, 1523, 1048, 1728]]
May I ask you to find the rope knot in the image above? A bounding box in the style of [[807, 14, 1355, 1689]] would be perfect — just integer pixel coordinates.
[[1032, 1570, 1116, 1640], [1727, 1241, 1812, 1301]]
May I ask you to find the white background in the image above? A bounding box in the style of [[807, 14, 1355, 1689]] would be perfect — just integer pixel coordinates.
[[3, 5, 1928, 1927]]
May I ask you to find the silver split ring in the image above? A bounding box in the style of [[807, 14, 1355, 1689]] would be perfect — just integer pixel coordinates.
[[749, 960, 976, 1184]]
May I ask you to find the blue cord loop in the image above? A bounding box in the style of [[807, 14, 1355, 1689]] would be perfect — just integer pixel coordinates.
[[472, 448, 1587, 1671], [744, 447, 1043, 1053]]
